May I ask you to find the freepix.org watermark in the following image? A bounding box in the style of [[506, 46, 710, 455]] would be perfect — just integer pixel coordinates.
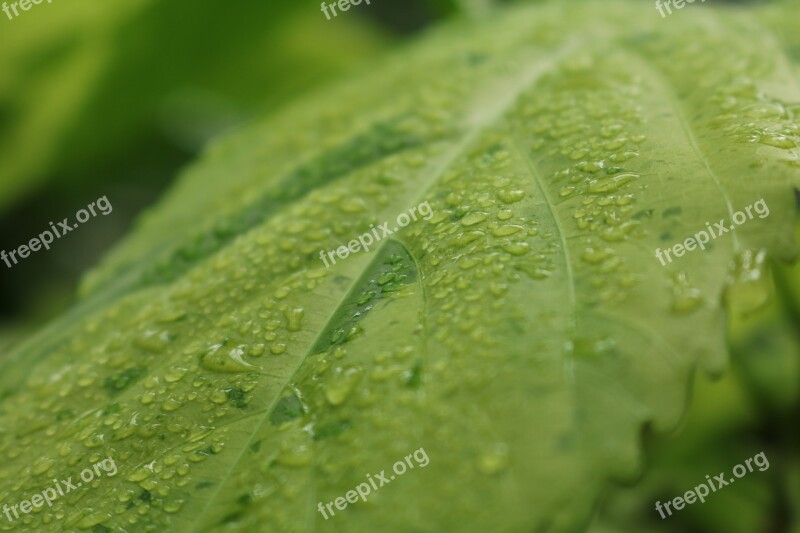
[[318, 201, 433, 268], [317, 447, 429, 520], [655, 451, 769, 519], [655, 0, 707, 18], [320, 0, 372, 21], [2, 0, 54, 22], [1, 195, 112, 269], [655, 199, 769, 266], [2, 457, 117, 523]]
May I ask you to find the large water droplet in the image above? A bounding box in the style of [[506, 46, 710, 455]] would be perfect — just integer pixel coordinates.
[[724, 249, 771, 316], [324, 366, 362, 406], [461, 212, 489, 226], [200, 342, 259, 373], [671, 272, 703, 314]]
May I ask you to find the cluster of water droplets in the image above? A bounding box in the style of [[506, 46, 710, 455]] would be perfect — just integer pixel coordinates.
[[519, 53, 650, 306]]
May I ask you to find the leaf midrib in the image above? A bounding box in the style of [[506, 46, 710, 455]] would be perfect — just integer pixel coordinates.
[[186, 37, 585, 531], [621, 47, 742, 251]]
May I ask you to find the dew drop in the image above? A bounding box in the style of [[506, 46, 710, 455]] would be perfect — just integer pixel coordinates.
[[277, 443, 313, 467], [77, 511, 112, 529], [580, 247, 612, 265], [133, 330, 174, 353], [339, 198, 367, 213], [164, 500, 185, 513], [200, 342, 259, 373], [758, 134, 795, 149], [324, 366, 363, 406], [497, 209, 514, 221], [461, 212, 489, 226], [270, 343, 287, 355], [452, 231, 485, 248], [724, 249, 771, 316], [502, 242, 530, 256], [671, 272, 703, 314], [284, 307, 305, 332], [477, 443, 509, 475], [164, 367, 188, 383], [496, 189, 526, 204], [491, 225, 523, 237]]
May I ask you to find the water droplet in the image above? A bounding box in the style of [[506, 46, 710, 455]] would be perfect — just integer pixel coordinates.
[[496, 189, 526, 204], [587, 173, 639, 193], [603, 139, 625, 151], [600, 124, 623, 138], [477, 443, 509, 475], [458, 257, 481, 270], [576, 160, 605, 173], [77, 511, 112, 529], [200, 342, 259, 373], [514, 264, 552, 279], [324, 366, 362, 406], [164, 367, 188, 383], [742, 102, 784, 119], [497, 209, 513, 221], [277, 443, 312, 467], [724, 249, 771, 316], [427, 211, 450, 224], [502, 242, 530, 256], [569, 148, 589, 160], [270, 343, 287, 355], [671, 272, 703, 314], [758, 133, 795, 149], [608, 151, 638, 162], [339, 198, 367, 213], [452, 231, 485, 247], [133, 330, 174, 353], [461, 212, 489, 226], [161, 397, 183, 412], [491, 225, 523, 237], [128, 464, 154, 482], [164, 500, 185, 513], [580, 247, 613, 265], [284, 307, 304, 332], [489, 281, 509, 296], [32, 458, 55, 475]]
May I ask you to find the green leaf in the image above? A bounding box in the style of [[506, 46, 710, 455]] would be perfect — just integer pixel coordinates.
[[1, 1, 799, 531]]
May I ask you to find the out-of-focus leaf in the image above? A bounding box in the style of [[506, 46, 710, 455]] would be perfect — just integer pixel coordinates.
[[0, 0, 387, 211], [592, 223, 800, 533], [589, 370, 782, 533]]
